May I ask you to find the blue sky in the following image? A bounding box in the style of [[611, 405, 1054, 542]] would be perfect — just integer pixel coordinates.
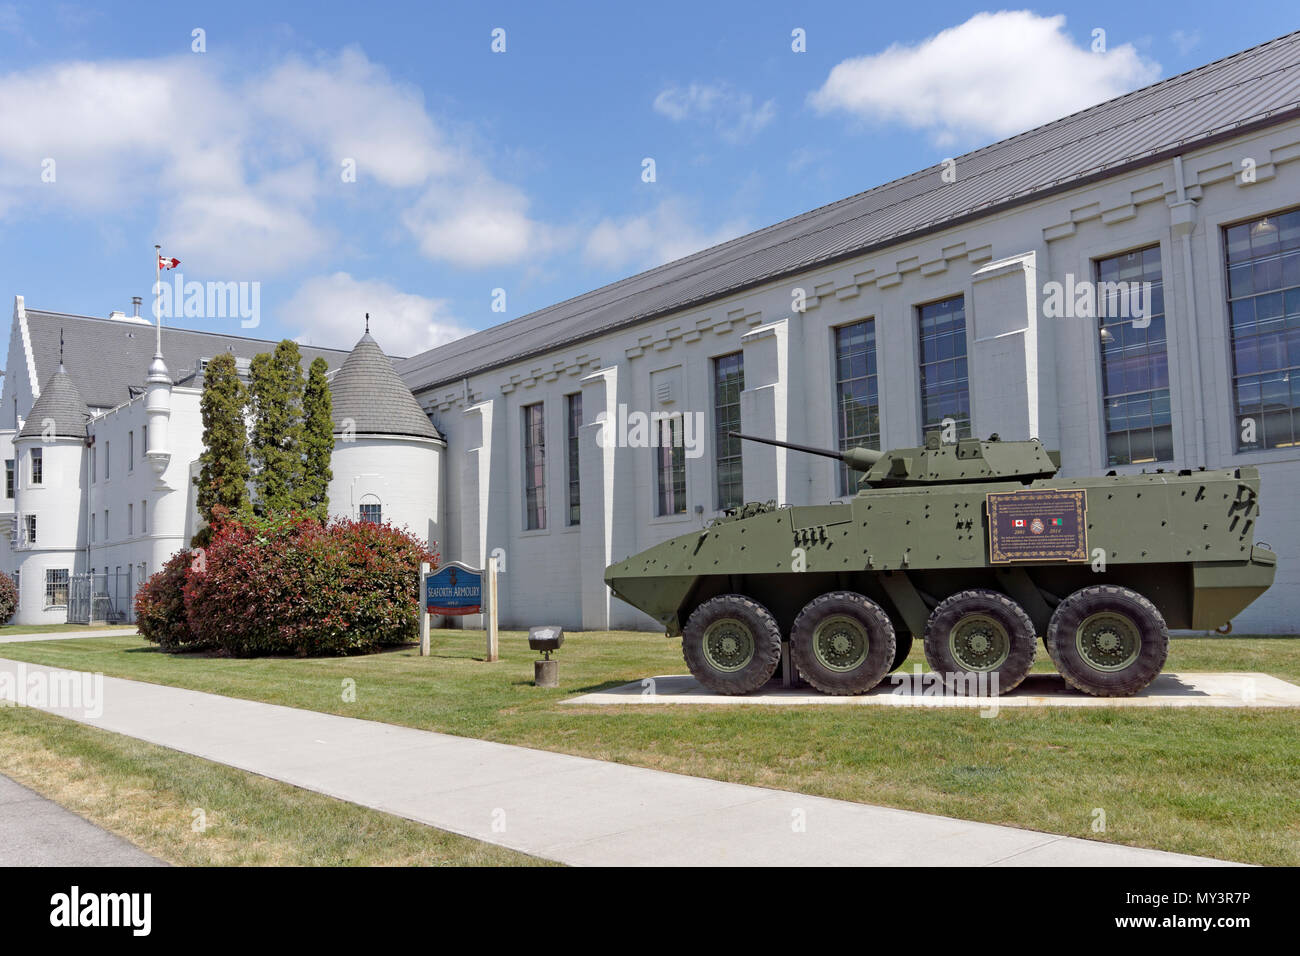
[[0, 2, 1294, 360]]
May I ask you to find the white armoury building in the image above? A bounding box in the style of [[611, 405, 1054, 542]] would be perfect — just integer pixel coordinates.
[[3, 33, 1298, 632]]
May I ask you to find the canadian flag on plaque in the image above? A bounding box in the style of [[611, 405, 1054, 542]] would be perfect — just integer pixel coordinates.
[[1013, 519, 1026, 528]]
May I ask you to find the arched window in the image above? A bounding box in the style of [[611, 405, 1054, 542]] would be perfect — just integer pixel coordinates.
[[359, 495, 382, 524]]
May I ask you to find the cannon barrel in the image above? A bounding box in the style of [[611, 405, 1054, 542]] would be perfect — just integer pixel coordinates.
[[729, 431, 883, 472]]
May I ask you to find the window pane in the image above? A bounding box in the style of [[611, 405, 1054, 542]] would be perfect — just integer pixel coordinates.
[[1096, 246, 1173, 464], [523, 403, 547, 529], [917, 298, 971, 447], [713, 353, 745, 510], [1226, 208, 1300, 450], [833, 320, 881, 495]]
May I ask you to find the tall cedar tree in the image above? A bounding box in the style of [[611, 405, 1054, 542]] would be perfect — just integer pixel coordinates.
[[194, 352, 250, 531], [249, 340, 305, 516], [300, 357, 334, 520]]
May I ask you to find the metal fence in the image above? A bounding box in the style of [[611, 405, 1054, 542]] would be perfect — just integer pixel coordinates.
[[66, 571, 134, 625]]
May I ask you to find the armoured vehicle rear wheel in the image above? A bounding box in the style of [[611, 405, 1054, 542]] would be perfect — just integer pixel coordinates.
[[923, 589, 1036, 695], [681, 594, 782, 694], [790, 591, 896, 695], [1047, 585, 1168, 697]]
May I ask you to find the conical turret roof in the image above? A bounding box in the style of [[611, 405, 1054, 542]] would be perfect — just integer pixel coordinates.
[[330, 333, 440, 440], [18, 366, 88, 439]]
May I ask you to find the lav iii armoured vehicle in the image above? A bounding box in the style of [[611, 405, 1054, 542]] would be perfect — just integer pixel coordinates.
[[604, 432, 1275, 698]]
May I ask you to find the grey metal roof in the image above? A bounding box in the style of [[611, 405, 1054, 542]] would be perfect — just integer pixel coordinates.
[[330, 333, 441, 440], [399, 29, 1300, 393], [18, 366, 88, 439], [23, 310, 351, 410]]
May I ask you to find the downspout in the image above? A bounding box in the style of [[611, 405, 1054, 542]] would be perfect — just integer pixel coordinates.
[[1170, 155, 1209, 467]]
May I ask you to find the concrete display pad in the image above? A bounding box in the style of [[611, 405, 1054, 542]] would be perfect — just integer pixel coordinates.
[[563, 672, 1300, 708]]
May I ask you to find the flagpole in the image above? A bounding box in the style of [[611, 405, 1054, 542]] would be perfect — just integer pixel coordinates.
[[153, 243, 162, 356]]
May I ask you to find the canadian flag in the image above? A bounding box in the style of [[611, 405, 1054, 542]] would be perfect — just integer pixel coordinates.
[[1013, 519, 1026, 528], [158, 254, 180, 270]]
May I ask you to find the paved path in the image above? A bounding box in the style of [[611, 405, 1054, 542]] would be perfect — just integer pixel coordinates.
[[567, 672, 1300, 708], [0, 658, 1239, 867], [0, 774, 162, 866], [0, 628, 138, 644]]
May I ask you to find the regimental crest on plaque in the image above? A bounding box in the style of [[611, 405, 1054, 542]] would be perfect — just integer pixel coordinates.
[[987, 488, 1088, 563]]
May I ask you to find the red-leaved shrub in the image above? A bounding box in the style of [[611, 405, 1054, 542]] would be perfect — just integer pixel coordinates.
[[134, 550, 203, 649], [180, 515, 437, 656], [0, 572, 17, 623]]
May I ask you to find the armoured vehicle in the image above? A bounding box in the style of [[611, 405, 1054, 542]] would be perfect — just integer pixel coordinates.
[[604, 432, 1276, 698]]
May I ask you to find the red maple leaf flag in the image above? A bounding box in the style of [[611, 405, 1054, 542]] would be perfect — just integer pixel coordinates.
[[158, 254, 180, 270]]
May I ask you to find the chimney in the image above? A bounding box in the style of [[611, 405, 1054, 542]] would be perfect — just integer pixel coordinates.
[[132, 296, 142, 317]]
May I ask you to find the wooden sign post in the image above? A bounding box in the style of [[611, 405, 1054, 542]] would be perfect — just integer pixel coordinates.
[[485, 555, 499, 663], [419, 561, 431, 656]]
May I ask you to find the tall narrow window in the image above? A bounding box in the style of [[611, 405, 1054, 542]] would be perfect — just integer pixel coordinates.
[[655, 415, 687, 516], [1097, 246, 1171, 464], [45, 569, 69, 608], [128, 503, 134, 535], [91, 445, 96, 481], [713, 353, 744, 510], [523, 403, 546, 530], [128, 431, 134, 470], [834, 321, 880, 496], [24, 514, 36, 545], [142, 425, 148, 457], [565, 393, 582, 526], [917, 296, 970, 441], [141, 500, 148, 534], [30, 447, 42, 485], [1225, 208, 1300, 450], [91, 513, 96, 542], [105, 441, 110, 478], [4, 459, 12, 498], [103, 509, 108, 540]]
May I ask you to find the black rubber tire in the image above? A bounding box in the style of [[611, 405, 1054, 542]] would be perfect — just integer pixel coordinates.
[[1046, 585, 1169, 697], [681, 594, 782, 695], [790, 591, 896, 695], [889, 631, 914, 673], [923, 589, 1037, 695]]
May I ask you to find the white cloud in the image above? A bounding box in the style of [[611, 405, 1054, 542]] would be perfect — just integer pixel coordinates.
[[583, 199, 748, 272], [1170, 30, 1201, 56], [256, 48, 454, 189], [0, 46, 549, 272], [281, 272, 472, 354], [402, 175, 555, 268], [809, 11, 1161, 144], [653, 82, 776, 142]]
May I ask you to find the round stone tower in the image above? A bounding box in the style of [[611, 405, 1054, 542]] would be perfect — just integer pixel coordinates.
[[326, 331, 443, 549]]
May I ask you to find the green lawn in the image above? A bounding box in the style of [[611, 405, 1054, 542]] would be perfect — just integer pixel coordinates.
[[0, 623, 137, 636], [0, 707, 549, 866], [2, 629, 1299, 864]]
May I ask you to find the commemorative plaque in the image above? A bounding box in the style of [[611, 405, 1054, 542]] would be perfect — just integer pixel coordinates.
[[986, 488, 1088, 563]]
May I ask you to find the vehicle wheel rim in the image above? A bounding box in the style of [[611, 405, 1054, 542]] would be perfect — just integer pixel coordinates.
[[702, 618, 755, 673], [812, 614, 869, 672], [948, 613, 1011, 671], [1075, 611, 1141, 672]]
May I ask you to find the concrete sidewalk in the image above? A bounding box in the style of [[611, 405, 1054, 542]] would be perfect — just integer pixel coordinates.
[[0, 658, 1239, 867], [0, 775, 162, 866], [0, 628, 138, 644]]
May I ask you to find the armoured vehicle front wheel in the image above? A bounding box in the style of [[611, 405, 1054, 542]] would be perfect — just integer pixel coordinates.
[[790, 591, 896, 695], [923, 589, 1037, 695], [1046, 585, 1169, 697], [681, 594, 782, 694]]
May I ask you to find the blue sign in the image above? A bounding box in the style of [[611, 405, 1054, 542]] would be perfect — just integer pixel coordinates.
[[426, 562, 482, 616]]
